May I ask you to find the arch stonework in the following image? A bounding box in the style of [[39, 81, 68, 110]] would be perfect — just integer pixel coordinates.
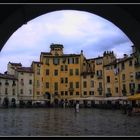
[[0, 4, 140, 51]]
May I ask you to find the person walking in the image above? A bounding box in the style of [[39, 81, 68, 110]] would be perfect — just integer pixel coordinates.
[[75, 101, 80, 113]]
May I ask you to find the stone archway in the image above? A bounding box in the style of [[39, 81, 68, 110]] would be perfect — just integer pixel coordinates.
[[0, 4, 140, 52]]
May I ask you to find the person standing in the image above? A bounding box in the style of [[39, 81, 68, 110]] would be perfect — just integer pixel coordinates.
[[75, 101, 80, 113]]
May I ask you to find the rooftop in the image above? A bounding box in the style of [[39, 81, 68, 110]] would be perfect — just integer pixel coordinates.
[[0, 73, 17, 80]]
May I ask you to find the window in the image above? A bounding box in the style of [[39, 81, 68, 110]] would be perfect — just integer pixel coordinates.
[[130, 72, 133, 78], [62, 58, 66, 63], [29, 80, 32, 85], [90, 80, 94, 88], [54, 82, 58, 91], [90, 91, 94, 95], [68, 58, 74, 64], [83, 81, 87, 88], [54, 69, 58, 76], [61, 65, 64, 71], [91, 75, 94, 78], [99, 82, 102, 88], [121, 62, 125, 70], [46, 58, 49, 65], [83, 75, 86, 79], [106, 66, 110, 70], [37, 92, 40, 95], [61, 91, 64, 96], [96, 59, 102, 65], [12, 89, 15, 95], [76, 82, 79, 88], [137, 84, 140, 91], [46, 82, 49, 88], [46, 69, 49, 75], [21, 72, 24, 75], [75, 58, 79, 64], [115, 87, 118, 93], [21, 79, 24, 85], [5, 88, 8, 95], [129, 60, 133, 66], [37, 80, 40, 87], [122, 74, 125, 81], [99, 91, 102, 95], [65, 78, 68, 83], [76, 92, 79, 95], [75, 69, 79, 75], [98, 70, 102, 76], [5, 80, 9, 86], [70, 69, 73, 76], [20, 89, 23, 94], [65, 91, 68, 96], [53, 58, 59, 65], [70, 82, 73, 88], [65, 65, 68, 71], [61, 78, 64, 83], [123, 84, 126, 90], [70, 92, 73, 96], [107, 76, 110, 83], [84, 91, 87, 95], [29, 89, 32, 95], [107, 88, 111, 93], [129, 83, 135, 91], [37, 69, 40, 75], [12, 81, 16, 86]]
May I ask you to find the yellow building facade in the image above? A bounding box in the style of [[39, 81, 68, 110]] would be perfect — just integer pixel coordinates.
[[39, 44, 84, 103], [31, 44, 140, 104]]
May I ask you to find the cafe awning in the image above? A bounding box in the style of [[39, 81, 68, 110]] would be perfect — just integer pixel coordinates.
[[128, 94, 140, 100]]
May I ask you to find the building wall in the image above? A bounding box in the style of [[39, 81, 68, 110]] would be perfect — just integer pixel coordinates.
[[17, 71, 34, 100], [32, 62, 43, 100], [0, 77, 18, 105]]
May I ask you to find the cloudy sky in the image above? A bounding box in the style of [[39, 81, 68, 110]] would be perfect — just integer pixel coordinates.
[[0, 10, 133, 73]]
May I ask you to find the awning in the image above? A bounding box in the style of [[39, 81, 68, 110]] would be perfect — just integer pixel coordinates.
[[128, 94, 140, 100], [68, 96, 104, 101], [104, 96, 128, 101]]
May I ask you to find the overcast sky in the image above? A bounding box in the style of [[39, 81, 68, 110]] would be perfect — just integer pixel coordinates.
[[0, 10, 133, 73]]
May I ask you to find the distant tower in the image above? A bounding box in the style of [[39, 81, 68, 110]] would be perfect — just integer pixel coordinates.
[[50, 43, 64, 56], [103, 51, 116, 65]]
